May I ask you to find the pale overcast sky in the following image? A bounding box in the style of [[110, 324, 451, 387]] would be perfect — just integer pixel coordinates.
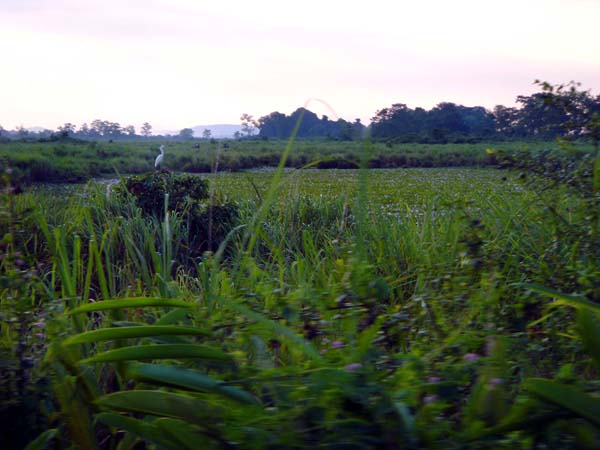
[[1, 0, 599, 131]]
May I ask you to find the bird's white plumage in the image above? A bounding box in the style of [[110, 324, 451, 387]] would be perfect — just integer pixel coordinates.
[[154, 145, 164, 168]]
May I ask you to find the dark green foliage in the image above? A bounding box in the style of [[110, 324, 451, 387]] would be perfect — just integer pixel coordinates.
[[115, 171, 209, 217], [114, 172, 238, 254], [371, 102, 496, 143], [258, 108, 365, 140], [498, 148, 597, 198], [0, 175, 53, 449], [370, 81, 600, 144], [189, 202, 239, 253]]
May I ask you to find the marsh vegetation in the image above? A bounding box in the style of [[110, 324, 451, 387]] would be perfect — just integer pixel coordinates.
[[1, 134, 599, 449]]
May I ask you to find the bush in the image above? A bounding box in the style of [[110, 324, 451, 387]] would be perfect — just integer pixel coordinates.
[[115, 171, 238, 254], [115, 171, 209, 217]]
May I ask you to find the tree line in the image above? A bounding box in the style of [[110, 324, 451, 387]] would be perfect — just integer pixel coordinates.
[[256, 81, 600, 143], [1, 81, 598, 144], [369, 81, 600, 143], [257, 108, 365, 140], [0, 121, 207, 142]]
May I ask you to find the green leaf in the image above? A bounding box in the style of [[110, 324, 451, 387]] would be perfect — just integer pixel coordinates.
[[128, 363, 260, 405], [393, 401, 416, 442], [525, 378, 600, 427], [116, 433, 139, 450], [577, 309, 600, 371], [112, 321, 145, 327], [222, 298, 323, 362], [96, 390, 220, 424], [517, 283, 600, 313], [24, 429, 58, 450], [80, 344, 232, 364], [354, 316, 384, 360], [69, 297, 194, 314], [63, 326, 211, 346], [156, 308, 192, 325], [154, 418, 215, 449], [96, 412, 181, 450], [470, 397, 570, 440]]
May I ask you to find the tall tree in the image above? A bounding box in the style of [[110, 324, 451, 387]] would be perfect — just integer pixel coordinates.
[[492, 105, 521, 136], [79, 123, 90, 137], [240, 113, 258, 137], [141, 122, 152, 137], [58, 123, 76, 135], [16, 125, 28, 138], [257, 108, 364, 139], [90, 120, 123, 137], [531, 80, 600, 149], [178, 128, 194, 140]]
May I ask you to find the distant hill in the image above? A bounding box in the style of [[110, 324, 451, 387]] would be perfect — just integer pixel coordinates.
[[191, 124, 242, 138], [157, 124, 243, 138]]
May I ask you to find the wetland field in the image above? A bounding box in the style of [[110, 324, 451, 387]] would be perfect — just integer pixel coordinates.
[[1, 146, 600, 449]]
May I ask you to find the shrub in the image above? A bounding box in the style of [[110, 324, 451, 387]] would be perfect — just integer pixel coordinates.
[[115, 171, 238, 254], [115, 171, 209, 217]]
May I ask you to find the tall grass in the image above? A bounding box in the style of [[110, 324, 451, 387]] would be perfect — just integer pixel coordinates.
[[1, 142, 599, 448], [3, 138, 596, 183]]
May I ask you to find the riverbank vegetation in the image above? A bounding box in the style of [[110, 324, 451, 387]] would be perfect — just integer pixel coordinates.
[[1, 138, 597, 184]]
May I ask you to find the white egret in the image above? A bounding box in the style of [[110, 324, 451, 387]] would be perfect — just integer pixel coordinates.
[[154, 145, 165, 169]]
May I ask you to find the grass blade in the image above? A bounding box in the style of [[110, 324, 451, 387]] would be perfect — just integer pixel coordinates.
[[63, 326, 211, 346], [517, 283, 600, 313], [95, 390, 220, 423], [80, 344, 232, 364], [154, 418, 216, 450], [69, 297, 194, 314], [525, 378, 600, 427], [96, 413, 178, 450], [128, 363, 260, 405], [223, 297, 323, 363], [24, 429, 58, 450], [577, 309, 600, 371]]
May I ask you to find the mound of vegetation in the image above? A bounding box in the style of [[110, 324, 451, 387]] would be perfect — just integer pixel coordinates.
[[115, 171, 238, 255]]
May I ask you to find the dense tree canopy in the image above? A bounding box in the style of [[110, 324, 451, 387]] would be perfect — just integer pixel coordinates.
[[371, 102, 496, 143], [369, 82, 600, 143], [258, 108, 365, 140]]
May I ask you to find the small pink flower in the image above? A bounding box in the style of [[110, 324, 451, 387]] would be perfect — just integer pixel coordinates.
[[33, 321, 45, 328], [488, 378, 504, 387], [320, 349, 328, 355], [464, 353, 480, 362], [427, 377, 441, 383], [35, 333, 45, 339], [344, 363, 362, 372], [331, 340, 345, 349], [423, 395, 439, 404], [14, 259, 25, 267]]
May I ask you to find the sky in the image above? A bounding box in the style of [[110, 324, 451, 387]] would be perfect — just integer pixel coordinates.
[[1, 0, 599, 131]]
